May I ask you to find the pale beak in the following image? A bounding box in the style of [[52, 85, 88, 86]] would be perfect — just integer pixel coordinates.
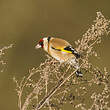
[[35, 44, 41, 49]]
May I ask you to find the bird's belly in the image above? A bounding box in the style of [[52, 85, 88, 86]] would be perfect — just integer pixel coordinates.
[[49, 50, 75, 63], [51, 54, 64, 62]]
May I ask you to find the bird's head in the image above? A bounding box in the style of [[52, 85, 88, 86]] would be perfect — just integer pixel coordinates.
[[35, 37, 51, 52]]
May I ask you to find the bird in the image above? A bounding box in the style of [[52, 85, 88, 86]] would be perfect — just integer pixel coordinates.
[[35, 36, 82, 76]]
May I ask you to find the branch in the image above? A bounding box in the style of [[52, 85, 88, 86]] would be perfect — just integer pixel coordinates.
[[35, 64, 83, 110]]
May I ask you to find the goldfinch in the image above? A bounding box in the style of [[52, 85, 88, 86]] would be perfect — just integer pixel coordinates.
[[35, 36, 82, 76]]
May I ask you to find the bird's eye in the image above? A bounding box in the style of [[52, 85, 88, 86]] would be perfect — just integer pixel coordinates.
[[39, 41, 43, 45], [39, 41, 44, 48]]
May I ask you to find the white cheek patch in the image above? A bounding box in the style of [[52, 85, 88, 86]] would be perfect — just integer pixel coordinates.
[[43, 38, 48, 52]]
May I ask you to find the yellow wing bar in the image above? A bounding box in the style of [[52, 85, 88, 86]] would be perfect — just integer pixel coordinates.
[[58, 48, 72, 53], [51, 46, 72, 54]]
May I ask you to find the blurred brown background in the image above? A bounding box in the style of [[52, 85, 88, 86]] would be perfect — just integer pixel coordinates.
[[0, 0, 110, 110]]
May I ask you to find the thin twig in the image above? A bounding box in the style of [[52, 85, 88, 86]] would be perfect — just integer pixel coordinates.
[[35, 64, 83, 110]]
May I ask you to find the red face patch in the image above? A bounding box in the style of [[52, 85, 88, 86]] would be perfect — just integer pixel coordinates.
[[39, 39, 44, 48], [39, 39, 43, 42]]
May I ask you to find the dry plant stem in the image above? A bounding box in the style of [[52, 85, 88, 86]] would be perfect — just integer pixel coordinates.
[[18, 78, 24, 110], [35, 34, 100, 110], [0, 44, 13, 72], [18, 70, 40, 110], [44, 70, 48, 95], [15, 12, 110, 110], [45, 70, 49, 107], [22, 77, 44, 110], [22, 91, 33, 110], [35, 64, 83, 110], [18, 75, 33, 110], [20, 58, 58, 110], [35, 12, 110, 110]]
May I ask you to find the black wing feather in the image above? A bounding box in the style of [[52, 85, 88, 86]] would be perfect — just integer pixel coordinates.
[[64, 46, 80, 58]]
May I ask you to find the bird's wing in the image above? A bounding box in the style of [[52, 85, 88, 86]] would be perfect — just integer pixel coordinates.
[[50, 38, 80, 58], [50, 38, 71, 49], [63, 46, 80, 58], [50, 38, 72, 53]]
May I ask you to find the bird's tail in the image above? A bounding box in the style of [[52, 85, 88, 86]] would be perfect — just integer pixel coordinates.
[[68, 58, 83, 77]]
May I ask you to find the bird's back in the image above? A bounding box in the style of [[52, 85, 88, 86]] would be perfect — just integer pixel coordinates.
[[50, 38, 71, 49]]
